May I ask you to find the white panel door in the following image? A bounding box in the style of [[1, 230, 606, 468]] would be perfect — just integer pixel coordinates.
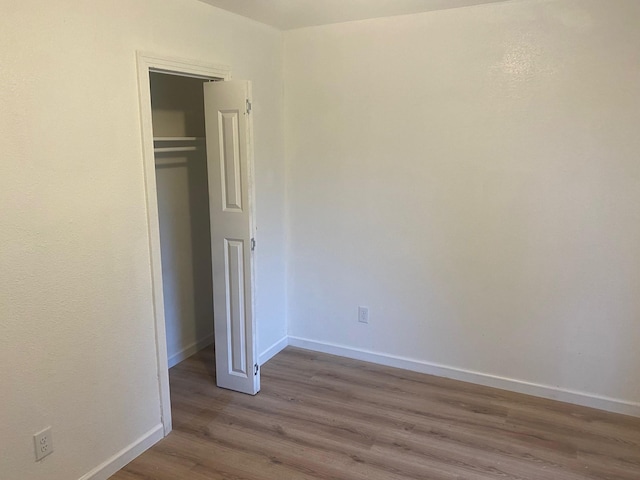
[[204, 80, 259, 395]]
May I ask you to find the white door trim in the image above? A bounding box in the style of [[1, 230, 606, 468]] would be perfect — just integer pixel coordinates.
[[136, 52, 231, 436]]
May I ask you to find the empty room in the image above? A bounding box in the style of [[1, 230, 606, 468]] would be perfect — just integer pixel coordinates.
[[1, 0, 639, 479]]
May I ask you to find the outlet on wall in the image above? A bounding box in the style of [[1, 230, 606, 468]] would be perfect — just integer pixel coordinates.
[[358, 306, 369, 324], [34, 427, 53, 461]]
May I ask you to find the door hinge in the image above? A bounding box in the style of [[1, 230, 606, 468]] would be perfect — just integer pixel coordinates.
[[246, 99, 252, 114], [251, 238, 256, 251], [254, 363, 259, 375]]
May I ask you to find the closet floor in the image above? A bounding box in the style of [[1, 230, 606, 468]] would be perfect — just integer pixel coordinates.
[[110, 346, 640, 480]]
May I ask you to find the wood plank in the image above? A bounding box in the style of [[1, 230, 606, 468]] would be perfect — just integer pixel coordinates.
[[110, 346, 640, 480]]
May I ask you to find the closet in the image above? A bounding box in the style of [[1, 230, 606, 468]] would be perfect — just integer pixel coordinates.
[[150, 72, 215, 368]]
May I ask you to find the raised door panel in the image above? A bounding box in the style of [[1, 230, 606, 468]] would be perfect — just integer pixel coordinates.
[[218, 110, 243, 212]]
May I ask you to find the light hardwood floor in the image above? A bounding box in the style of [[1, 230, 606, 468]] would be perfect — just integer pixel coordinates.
[[111, 347, 640, 479]]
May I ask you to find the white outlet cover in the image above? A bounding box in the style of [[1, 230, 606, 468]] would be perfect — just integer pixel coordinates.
[[358, 306, 369, 324], [34, 427, 53, 461]]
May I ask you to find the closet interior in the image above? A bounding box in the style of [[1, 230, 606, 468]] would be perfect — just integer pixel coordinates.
[[150, 72, 215, 369]]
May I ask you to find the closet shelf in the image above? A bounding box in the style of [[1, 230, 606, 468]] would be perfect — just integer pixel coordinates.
[[153, 136, 204, 142]]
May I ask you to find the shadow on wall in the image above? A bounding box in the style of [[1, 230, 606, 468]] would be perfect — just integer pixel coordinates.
[[156, 152, 214, 351]]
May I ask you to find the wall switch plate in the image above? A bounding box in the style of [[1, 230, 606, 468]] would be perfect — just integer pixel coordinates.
[[34, 427, 53, 461], [358, 306, 369, 324]]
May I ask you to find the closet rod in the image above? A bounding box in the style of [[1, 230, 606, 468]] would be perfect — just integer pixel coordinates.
[[154, 146, 200, 153]]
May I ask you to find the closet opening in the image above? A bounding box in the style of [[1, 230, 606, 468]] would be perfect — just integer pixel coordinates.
[[149, 71, 220, 379], [139, 53, 260, 433]]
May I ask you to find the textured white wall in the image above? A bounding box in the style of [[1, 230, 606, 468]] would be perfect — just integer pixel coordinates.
[[285, 0, 640, 406], [0, 1, 285, 479]]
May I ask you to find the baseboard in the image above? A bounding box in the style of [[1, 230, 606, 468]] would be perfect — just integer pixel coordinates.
[[167, 334, 214, 368], [259, 335, 289, 365], [288, 336, 640, 418], [78, 424, 164, 480]]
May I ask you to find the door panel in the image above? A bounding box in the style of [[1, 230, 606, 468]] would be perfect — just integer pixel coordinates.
[[224, 238, 247, 376], [219, 110, 243, 211], [204, 80, 258, 395]]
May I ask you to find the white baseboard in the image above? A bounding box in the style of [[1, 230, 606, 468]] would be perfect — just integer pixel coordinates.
[[168, 334, 214, 368], [78, 424, 164, 480], [288, 336, 640, 418], [259, 335, 289, 365]]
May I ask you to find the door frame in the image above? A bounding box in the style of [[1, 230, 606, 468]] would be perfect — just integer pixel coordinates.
[[136, 52, 241, 436]]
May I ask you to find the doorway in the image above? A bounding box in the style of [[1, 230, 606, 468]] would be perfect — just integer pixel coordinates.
[[150, 72, 215, 370], [137, 53, 259, 436]]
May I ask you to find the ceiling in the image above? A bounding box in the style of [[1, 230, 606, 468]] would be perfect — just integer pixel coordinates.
[[198, 0, 512, 30]]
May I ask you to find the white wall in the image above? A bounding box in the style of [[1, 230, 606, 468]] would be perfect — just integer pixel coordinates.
[[157, 153, 215, 366], [285, 0, 640, 410], [0, 1, 285, 479]]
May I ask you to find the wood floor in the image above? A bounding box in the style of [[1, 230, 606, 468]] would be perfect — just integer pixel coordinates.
[[111, 347, 640, 480]]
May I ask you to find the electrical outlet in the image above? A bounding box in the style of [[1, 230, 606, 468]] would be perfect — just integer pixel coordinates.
[[358, 306, 369, 324], [34, 427, 53, 461]]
